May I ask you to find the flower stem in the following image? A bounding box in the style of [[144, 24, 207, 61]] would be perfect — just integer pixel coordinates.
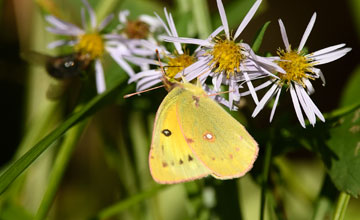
[[260, 141, 272, 220], [34, 117, 89, 220], [191, 0, 212, 39], [332, 192, 350, 220]]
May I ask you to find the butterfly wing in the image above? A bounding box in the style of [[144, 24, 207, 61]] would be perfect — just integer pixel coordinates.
[[149, 87, 211, 184], [177, 83, 259, 179]]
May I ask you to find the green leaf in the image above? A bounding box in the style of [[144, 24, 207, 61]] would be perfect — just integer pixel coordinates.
[[251, 21, 271, 54], [0, 76, 127, 195], [326, 107, 360, 197], [340, 65, 360, 107]]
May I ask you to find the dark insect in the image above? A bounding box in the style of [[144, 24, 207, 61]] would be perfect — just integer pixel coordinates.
[[21, 52, 92, 100], [22, 52, 91, 79]]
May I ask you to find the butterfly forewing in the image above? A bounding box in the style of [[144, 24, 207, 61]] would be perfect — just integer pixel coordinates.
[[149, 86, 211, 184], [176, 83, 258, 179]]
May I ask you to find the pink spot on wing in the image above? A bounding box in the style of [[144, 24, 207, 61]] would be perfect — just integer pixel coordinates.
[[211, 157, 215, 161], [235, 147, 240, 152], [186, 137, 194, 143], [239, 136, 243, 140], [150, 155, 154, 159], [229, 154, 233, 159]]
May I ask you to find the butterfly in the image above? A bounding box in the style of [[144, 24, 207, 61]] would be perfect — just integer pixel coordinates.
[[149, 80, 259, 184]]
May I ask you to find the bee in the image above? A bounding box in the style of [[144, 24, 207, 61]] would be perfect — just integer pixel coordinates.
[[22, 52, 92, 99]]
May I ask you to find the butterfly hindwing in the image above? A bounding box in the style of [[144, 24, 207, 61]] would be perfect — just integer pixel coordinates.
[[176, 83, 259, 179], [149, 86, 211, 184]]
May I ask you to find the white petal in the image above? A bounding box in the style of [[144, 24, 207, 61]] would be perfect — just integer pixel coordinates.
[[118, 10, 129, 23], [47, 40, 73, 49], [241, 80, 272, 96], [137, 77, 162, 91], [278, 19, 290, 52], [234, 0, 262, 40], [300, 88, 325, 122], [216, 0, 229, 39], [303, 78, 315, 95], [290, 85, 305, 128], [311, 47, 352, 65], [82, 0, 97, 30], [269, 87, 282, 122], [294, 83, 315, 125], [160, 36, 209, 47], [243, 71, 259, 104], [128, 70, 160, 83], [298, 12, 316, 52], [307, 43, 346, 57], [95, 59, 106, 94], [252, 83, 278, 117], [207, 26, 224, 41]]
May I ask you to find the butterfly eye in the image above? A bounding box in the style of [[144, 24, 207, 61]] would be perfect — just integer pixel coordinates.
[[162, 129, 172, 136]]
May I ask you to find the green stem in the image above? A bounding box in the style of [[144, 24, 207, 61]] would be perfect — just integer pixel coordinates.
[[260, 142, 272, 220], [332, 192, 350, 220], [191, 0, 212, 39], [34, 118, 88, 220], [95, 185, 168, 220]]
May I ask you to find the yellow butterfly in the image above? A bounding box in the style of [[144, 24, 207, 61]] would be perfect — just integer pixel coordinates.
[[149, 80, 259, 184]]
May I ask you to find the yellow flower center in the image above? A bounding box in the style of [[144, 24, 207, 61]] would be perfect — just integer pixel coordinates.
[[166, 53, 196, 79], [208, 36, 246, 78], [124, 20, 150, 39], [277, 48, 315, 87], [75, 33, 104, 59]]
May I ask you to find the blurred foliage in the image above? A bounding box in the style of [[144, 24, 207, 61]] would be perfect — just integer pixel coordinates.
[[0, 0, 359, 219]]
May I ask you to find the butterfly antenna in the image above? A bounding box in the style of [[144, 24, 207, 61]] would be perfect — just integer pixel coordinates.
[[123, 84, 165, 98], [156, 49, 173, 91]]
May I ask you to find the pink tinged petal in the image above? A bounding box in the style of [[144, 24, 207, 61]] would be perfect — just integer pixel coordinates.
[[294, 83, 316, 126], [311, 47, 352, 66], [243, 71, 259, 104], [216, 0, 229, 39], [270, 87, 282, 122], [298, 12, 316, 52], [95, 60, 106, 94], [128, 70, 160, 83], [82, 0, 97, 30], [234, 0, 262, 40], [98, 14, 114, 32], [119, 10, 129, 23], [241, 80, 272, 96], [252, 83, 278, 117], [278, 19, 290, 52], [307, 43, 346, 57], [300, 88, 325, 122], [290, 85, 305, 128]]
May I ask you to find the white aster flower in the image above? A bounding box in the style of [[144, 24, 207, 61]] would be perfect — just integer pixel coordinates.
[[161, 0, 284, 109], [45, 0, 135, 94], [125, 8, 196, 91], [252, 12, 351, 128]]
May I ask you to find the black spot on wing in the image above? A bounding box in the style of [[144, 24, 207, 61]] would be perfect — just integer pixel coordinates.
[[162, 129, 172, 136]]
